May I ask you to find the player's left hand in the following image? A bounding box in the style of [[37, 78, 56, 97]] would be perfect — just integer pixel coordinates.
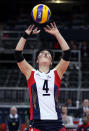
[[44, 22, 59, 36]]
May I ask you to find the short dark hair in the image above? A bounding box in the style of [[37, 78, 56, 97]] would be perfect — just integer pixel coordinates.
[[61, 104, 68, 108]]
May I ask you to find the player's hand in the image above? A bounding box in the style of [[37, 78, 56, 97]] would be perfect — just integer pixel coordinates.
[[32, 27, 40, 34], [44, 22, 59, 37], [25, 25, 35, 35]]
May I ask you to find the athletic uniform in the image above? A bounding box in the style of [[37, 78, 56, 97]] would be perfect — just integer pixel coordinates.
[[27, 68, 66, 131]]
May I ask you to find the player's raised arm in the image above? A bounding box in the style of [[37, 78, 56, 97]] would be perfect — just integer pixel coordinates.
[[14, 25, 40, 80], [44, 22, 71, 79]]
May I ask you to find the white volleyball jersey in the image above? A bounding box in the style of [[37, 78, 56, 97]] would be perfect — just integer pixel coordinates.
[[27, 69, 62, 120]]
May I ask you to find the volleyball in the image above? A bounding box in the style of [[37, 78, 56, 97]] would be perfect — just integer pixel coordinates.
[[31, 4, 51, 24]]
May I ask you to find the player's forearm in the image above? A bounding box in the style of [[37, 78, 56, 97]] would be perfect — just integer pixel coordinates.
[[55, 32, 70, 51], [15, 29, 31, 51], [15, 37, 26, 51]]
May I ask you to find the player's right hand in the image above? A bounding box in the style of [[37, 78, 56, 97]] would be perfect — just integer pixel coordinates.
[[32, 27, 40, 34], [25, 25, 35, 35], [25, 25, 40, 35]]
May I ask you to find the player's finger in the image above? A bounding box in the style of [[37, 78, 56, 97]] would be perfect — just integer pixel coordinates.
[[33, 31, 40, 34], [37, 30, 40, 33], [28, 25, 32, 29], [35, 27, 38, 30], [53, 22, 57, 28], [34, 27, 39, 32], [33, 27, 38, 31], [30, 25, 35, 30], [50, 23, 54, 28], [28, 25, 35, 30], [33, 28, 40, 34], [28, 25, 33, 30], [44, 27, 48, 32], [46, 25, 51, 30]]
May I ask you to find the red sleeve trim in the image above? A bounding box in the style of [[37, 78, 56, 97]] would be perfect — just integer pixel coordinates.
[[54, 69, 61, 89], [27, 71, 34, 84], [27, 71, 35, 120]]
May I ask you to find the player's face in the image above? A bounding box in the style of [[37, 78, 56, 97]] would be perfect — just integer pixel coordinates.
[[37, 50, 52, 67]]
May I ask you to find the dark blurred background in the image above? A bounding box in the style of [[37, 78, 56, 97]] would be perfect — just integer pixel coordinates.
[[0, 0, 89, 131], [0, 0, 89, 21]]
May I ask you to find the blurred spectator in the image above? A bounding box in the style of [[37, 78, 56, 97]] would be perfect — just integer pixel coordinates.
[[77, 99, 89, 117], [77, 116, 89, 131], [85, 109, 89, 121], [24, 119, 29, 131], [79, 109, 89, 126], [6, 106, 21, 131], [82, 99, 89, 112], [61, 105, 74, 126], [24, 110, 30, 131], [65, 99, 73, 107], [24, 110, 30, 121]]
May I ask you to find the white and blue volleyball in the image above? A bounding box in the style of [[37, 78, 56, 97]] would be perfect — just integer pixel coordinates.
[[31, 4, 51, 24]]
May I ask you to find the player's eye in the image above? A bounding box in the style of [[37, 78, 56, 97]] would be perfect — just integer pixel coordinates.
[[39, 53, 43, 56], [47, 53, 51, 57]]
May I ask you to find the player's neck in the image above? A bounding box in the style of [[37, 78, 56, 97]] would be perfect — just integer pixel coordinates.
[[38, 66, 50, 74]]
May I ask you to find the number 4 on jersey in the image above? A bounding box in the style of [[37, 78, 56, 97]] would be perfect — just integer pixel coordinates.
[[43, 80, 50, 96]]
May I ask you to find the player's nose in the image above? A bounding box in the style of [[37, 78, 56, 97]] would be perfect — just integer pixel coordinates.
[[44, 53, 48, 57]]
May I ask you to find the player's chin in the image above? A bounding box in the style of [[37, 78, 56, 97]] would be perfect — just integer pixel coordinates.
[[39, 58, 52, 65], [40, 61, 51, 66]]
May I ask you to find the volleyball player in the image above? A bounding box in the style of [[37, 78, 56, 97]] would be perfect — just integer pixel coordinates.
[[14, 22, 71, 131]]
